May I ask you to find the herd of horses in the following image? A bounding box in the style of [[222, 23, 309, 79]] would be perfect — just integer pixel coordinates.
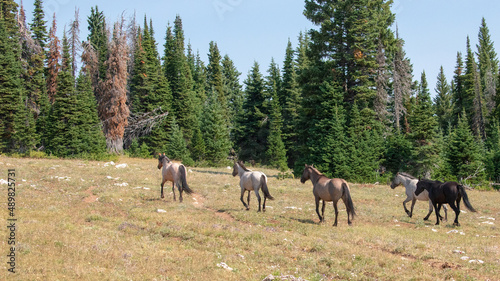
[[157, 154, 476, 227]]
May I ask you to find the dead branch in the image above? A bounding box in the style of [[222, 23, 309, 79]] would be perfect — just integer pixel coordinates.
[[123, 107, 169, 147]]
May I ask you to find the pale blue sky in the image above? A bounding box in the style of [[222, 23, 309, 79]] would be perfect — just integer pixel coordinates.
[[18, 0, 500, 96]]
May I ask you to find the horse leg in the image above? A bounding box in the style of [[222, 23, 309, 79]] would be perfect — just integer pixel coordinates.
[[332, 201, 339, 227], [433, 202, 441, 225], [423, 200, 433, 220], [315, 196, 323, 223], [240, 188, 249, 210], [254, 189, 262, 212], [321, 200, 326, 222], [178, 183, 183, 203], [442, 205, 448, 222], [450, 199, 461, 227], [409, 197, 417, 218], [171, 182, 176, 201], [403, 196, 412, 216], [160, 182, 165, 199], [247, 190, 251, 208]]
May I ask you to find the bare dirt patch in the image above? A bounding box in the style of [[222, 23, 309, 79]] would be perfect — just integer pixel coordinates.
[[83, 186, 98, 203]]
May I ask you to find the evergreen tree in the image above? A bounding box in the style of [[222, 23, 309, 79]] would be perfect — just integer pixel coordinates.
[[281, 39, 302, 167], [29, 0, 48, 50], [476, 17, 498, 117], [45, 33, 79, 156], [0, 4, 24, 152], [221, 54, 243, 142], [445, 112, 484, 182], [87, 6, 108, 82], [409, 72, 438, 177], [206, 41, 224, 104], [346, 103, 384, 182], [236, 62, 268, 162], [434, 66, 453, 134], [165, 116, 191, 163], [463, 36, 486, 138], [162, 16, 197, 142], [392, 28, 412, 132], [46, 15, 60, 103], [451, 52, 465, 127], [304, 0, 394, 108], [98, 22, 129, 154], [201, 90, 232, 165], [384, 132, 413, 175]]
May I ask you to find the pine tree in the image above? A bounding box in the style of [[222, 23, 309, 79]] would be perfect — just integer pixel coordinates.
[[409, 72, 438, 177], [162, 16, 197, 142], [165, 116, 191, 163], [281, 39, 302, 167], [46, 15, 60, 103], [304, 0, 394, 108], [346, 103, 384, 182], [236, 62, 268, 162], [87, 6, 108, 82], [392, 28, 412, 132], [434, 66, 453, 134], [45, 33, 78, 156], [0, 4, 24, 152], [446, 112, 484, 182], [201, 90, 231, 165], [206, 41, 224, 104], [221, 54, 242, 142], [98, 22, 129, 154], [29, 0, 48, 50], [476, 17, 498, 118], [451, 52, 465, 127]]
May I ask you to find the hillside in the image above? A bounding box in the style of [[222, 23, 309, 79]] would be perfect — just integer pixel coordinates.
[[1, 155, 499, 280]]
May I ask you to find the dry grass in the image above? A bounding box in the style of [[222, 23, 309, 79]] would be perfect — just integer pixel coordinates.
[[1, 155, 499, 280]]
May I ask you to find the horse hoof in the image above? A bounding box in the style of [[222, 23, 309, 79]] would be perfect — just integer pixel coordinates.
[[332, 224, 338, 227], [453, 222, 460, 227], [423, 217, 429, 221], [161, 195, 164, 199]]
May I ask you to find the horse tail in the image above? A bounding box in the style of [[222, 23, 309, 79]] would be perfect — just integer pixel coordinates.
[[179, 165, 193, 194], [342, 182, 356, 218], [458, 184, 476, 212], [261, 175, 274, 200]]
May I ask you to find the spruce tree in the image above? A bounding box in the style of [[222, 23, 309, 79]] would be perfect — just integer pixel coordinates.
[[87, 6, 108, 82], [206, 41, 224, 104], [29, 0, 48, 50], [236, 62, 268, 162], [0, 6, 24, 152], [409, 72, 438, 177], [446, 112, 484, 182], [46, 15, 60, 103], [392, 28, 412, 133], [221, 54, 243, 142], [162, 16, 197, 143], [476, 17, 498, 117], [201, 90, 231, 165], [281, 39, 302, 167], [45, 33, 78, 156], [434, 66, 453, 134], [451, 52, 465, 127], [165, 116, 191, 163]]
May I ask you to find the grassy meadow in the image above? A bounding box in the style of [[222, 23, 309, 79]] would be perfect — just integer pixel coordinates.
[[1, 155, 499, 280]]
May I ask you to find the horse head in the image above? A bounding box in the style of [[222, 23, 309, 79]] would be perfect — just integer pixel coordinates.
[[390, 172, 401, 189], [300, 164, 312, 183], [232, 162, 239, 177], [157, 153, 171, 169], [414, 180, 426, 196]]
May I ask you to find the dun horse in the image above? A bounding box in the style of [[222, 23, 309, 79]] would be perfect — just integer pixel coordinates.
[[232, 161, 274, 212], [391, 172, 447, 221], [157, 153, 193, 202], [415, 180, 476, 226], [300, 165, 356, 226]]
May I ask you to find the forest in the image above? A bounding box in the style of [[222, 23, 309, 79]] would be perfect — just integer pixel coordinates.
[[1, 0, 499, 186]]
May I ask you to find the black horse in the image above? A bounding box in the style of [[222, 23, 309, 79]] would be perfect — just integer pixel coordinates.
[[415, 179, 476, 226]]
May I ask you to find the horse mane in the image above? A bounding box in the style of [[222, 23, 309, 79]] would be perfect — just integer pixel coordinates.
[[237, 161, 251, 172], [307, 165, 324, 177], [398, 172, 416, 179]]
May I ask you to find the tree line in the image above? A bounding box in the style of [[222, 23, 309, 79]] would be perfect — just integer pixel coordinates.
[[1, 0, 499, 186]]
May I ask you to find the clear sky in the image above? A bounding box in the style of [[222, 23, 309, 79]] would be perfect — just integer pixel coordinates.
[[18, 0, 500, 97]]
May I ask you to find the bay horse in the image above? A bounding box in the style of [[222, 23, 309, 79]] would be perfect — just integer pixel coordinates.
[[300, 164, 355, 226], [232, 161, 274, 212], [415, 179, 476, 226], [390, 172, 447, 221], [157, 153, 193, 202]]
